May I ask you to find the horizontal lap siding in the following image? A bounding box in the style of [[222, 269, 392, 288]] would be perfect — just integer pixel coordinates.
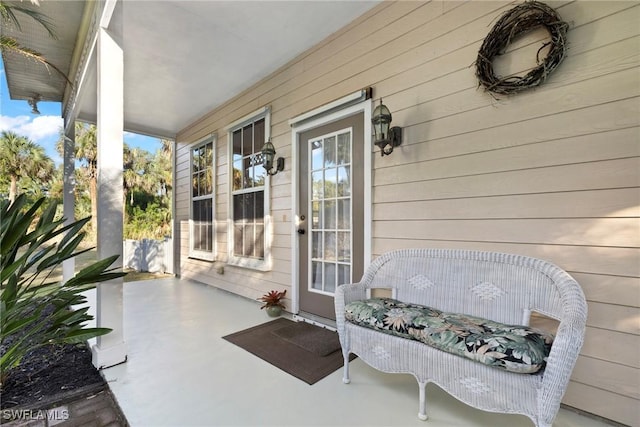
[[174, 1, 639, 424]]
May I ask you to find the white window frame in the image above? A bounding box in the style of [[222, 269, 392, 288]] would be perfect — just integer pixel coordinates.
[[189, 134, 216, 261], [226, 106, 272, 271]]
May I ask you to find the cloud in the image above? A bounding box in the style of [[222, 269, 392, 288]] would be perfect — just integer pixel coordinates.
[[0, 114, 63, 141]]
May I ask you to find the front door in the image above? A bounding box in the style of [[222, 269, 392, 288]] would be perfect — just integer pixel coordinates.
[[298, 113, 365, 321]]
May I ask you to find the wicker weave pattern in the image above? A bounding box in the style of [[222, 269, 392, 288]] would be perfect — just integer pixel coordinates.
[[335, 249, 587, 427]]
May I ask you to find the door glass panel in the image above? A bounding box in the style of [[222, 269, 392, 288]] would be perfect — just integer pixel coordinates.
[[323, 231, 336, 261], [337, 132, 350, 165], [311, 139, 323, 170], [324, 200, 336, 229], [308, 128, 352, 296], [312, 171, 324, 199], [324, 169, 337, 198], [337, 166, 350, 197], [323, 136, 336, 168], [324, 263, 336, 293], [338, 264, 351, 286], [311, 201, 321, 228], [337, 199, 350, 230], [337, 231, 350, 262], [311, 261, 323, 290], [312, 231, 322, 258]]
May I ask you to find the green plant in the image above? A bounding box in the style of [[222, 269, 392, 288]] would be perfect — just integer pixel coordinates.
[[0, 195, 125, 385], [257, 289, 286, 310]]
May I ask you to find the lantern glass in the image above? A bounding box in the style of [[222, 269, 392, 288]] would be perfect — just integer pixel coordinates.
[[372, 101, 392, 142], [262, 140, 276, 171]]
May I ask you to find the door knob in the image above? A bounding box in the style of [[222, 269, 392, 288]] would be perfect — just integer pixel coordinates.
[[297, 229, 306, 235]]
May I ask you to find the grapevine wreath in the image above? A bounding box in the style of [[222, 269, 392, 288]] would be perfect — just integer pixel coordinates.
[[475, 1, 569, 95]]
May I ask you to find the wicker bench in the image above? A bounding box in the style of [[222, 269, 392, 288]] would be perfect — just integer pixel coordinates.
[[334, 249, 587, 427]]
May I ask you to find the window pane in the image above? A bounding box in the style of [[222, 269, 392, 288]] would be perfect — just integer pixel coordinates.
[[254, 164, 266, 187], [193, 148, 201, 173], [195, 171, 202, 197], [242, 124, 253, 155], [255, 224, 264, 259], [193, 223, 201, 249], [193, 199, 212, 252], [205, 143, 213, 168], [234, 224, 243, 255], [205, 168, 213, 195], [324, 263, 336, 293], [192, 175, 198, 198], [254, 118, 265, 151], [244, 224, 254, 257], [324, 136, 336, 168], [206, 224, 213, 251], [243, 157, 252, 188], [254, 190, 264, 222], [233, 195, 244, 222], [337, 132, 350, 165], [244, 192, 255, 221], [233, 130, 242, 157], [233, 160, 243, 191]]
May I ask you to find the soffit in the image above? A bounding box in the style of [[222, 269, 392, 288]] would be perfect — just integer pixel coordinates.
[[79, 0, 380, 138]]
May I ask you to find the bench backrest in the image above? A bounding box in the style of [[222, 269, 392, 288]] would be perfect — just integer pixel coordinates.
[[361, 249, 587, 326]]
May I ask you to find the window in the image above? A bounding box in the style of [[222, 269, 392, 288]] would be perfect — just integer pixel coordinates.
[[228, 108, 270, 269], [189, 137, 215, 260]]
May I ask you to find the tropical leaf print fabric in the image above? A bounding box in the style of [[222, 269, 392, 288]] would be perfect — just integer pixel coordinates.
[[344, 298, 554, 374]]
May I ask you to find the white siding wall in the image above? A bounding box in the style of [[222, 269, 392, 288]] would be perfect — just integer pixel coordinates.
[[175, 2, 639, 424]]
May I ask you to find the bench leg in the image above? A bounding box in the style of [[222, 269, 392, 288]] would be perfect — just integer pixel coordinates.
[[418, 381, 428, 420], [342, 352, 351, 384]]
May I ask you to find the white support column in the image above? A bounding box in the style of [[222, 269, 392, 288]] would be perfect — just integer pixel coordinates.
[[92, 24, 127, 369], [62, 126, 76, 282]]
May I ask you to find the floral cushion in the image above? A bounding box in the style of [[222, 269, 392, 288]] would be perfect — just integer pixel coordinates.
[[344, 298, 554, 374]]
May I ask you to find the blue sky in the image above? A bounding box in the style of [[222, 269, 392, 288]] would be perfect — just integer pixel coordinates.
[[0, 60, 161, 165]]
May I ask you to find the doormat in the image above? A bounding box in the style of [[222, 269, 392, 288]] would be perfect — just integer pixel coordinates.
[[271, 321, 341, 356], [222, 318, 355, 385]]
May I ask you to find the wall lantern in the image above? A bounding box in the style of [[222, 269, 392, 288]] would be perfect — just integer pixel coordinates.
[[261, 138, 284, 176], [28, 95, 41, 115], [372, 98, 402, 156]]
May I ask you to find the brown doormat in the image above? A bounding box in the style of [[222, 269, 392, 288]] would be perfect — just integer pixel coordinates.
[[222, 318, 355, 385], [271, 321, 341, 356]]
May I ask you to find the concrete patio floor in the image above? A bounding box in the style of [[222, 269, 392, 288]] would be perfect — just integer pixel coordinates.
[[102, 278, 614, 427]]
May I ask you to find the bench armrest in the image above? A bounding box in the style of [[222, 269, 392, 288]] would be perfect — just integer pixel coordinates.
[[334, 283, 367, 334], [538, 281, 588, 425]]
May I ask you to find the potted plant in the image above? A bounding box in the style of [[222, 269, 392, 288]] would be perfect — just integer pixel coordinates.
[[258, 289, 286, 317]]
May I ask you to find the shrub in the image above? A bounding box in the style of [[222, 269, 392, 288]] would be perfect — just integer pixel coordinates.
[[0, 195, 125, 385]]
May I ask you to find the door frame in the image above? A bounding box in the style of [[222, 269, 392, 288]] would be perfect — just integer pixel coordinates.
[[289, 93, 373, 316]]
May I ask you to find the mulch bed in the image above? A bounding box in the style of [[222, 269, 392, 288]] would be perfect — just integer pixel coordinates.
[[0, 342, 105, 409]]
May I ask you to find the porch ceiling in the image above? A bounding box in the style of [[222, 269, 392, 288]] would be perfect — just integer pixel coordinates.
[[3, 1, 379, 138]]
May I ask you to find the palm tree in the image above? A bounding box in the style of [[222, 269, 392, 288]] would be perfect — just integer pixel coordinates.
[[0, 130, 54, 202], [0, 1, 70, 84], [56, 123, 98, 231], [151, 139, 173, 198], [123, 145, 153, 206], [73, 123, 98, 231]]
